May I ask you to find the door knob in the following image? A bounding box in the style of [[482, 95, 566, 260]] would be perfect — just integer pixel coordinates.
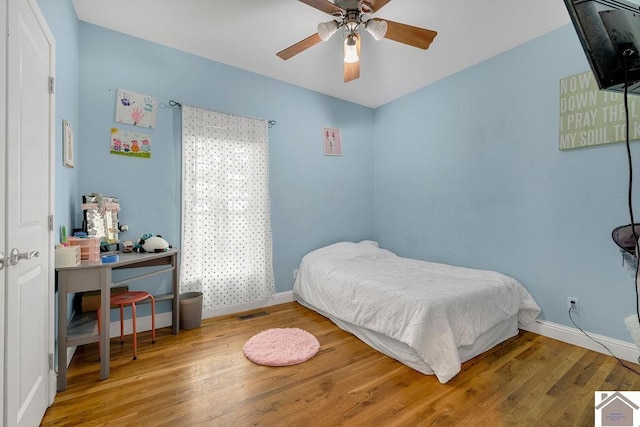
[[8, 248, 40, 266]]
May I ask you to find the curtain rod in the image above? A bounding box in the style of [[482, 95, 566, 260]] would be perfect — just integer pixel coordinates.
[[168, 100, 276, 128]]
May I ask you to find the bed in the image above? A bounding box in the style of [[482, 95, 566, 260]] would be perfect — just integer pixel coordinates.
[[293, 240, 541, 383]]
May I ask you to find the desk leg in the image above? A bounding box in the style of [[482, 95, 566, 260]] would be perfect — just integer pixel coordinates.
[[57, 271, 68, 392], [99, 268, 111, 380], [173, 253, 180, 335]]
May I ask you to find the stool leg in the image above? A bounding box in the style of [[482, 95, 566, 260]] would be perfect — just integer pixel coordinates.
[[150, 295, 156, 344], [131, 302, 138, 360], [119, 304, 125, 344]]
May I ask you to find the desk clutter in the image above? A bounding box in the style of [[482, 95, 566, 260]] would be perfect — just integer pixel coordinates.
[[101, 253, 119, 263], [81, 194, 122, 251], [55, 237, 122, 266], [54, 245, 81, 268], [67, 236, 101, 263]]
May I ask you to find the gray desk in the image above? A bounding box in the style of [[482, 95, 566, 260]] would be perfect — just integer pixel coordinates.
[[56, 249, 180, 391]]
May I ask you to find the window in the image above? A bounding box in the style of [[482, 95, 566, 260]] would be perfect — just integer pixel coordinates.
[[180, 106, 274, 310]]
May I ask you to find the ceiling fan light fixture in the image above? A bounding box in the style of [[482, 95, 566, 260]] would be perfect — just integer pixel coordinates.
[[364, 19, 387, 41], [358, 1, 373, 14], [344, 34, 359, 63], [317, 20, 339, 42], [345, 9, 361, 32]]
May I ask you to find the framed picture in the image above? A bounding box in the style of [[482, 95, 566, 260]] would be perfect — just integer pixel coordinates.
[[323, 127, 342, 156], [63, 120, 74, 168]]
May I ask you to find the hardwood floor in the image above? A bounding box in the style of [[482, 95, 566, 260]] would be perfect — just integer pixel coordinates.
[[42, 302, 640, 426]]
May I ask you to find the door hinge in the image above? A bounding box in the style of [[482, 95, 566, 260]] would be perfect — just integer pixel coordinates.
[[48, 77, 54, 94], [49, 353, 54, 371], [48, 215, 54, 232]]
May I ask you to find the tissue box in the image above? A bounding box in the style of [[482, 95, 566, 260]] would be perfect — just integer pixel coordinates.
[[55, 246, 81, 268]]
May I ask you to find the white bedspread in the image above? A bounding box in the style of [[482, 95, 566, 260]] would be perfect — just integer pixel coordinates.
[[293, 241, 541, 383]]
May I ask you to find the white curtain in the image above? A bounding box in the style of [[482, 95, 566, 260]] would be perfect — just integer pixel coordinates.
[[180, 105, 275, 310]]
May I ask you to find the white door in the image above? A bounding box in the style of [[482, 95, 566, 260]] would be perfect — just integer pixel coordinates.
[[4, 0, 55, 426]]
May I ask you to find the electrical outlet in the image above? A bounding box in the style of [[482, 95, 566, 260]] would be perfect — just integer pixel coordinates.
[[293, 269, 299, 280], [567, 297, 579, 313]]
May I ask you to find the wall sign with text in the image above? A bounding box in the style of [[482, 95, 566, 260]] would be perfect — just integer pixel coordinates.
[[559, 70, 640, 150]]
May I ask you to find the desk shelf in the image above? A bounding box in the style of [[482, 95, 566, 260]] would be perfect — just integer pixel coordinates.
[[66, 311, 99, 347], [154, 293, 174, 303], [67, 292, 175, 345]]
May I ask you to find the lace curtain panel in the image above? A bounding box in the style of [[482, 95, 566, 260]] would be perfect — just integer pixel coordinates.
[[180, 105, 275, 310]]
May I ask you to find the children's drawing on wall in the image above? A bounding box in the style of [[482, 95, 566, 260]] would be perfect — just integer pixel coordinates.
[[110, 128, 152, 159], [115, 89, 157, 129], [323, 127, 342, 156]]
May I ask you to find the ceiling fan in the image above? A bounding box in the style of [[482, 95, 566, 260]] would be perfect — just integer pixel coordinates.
[[276, 0, 438, 83]]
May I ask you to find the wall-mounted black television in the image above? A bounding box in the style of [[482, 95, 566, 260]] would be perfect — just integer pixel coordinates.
[[563, 0, 640, 94]]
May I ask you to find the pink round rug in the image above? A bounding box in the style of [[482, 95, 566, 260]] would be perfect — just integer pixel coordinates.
[[243, 328, 320, 366]]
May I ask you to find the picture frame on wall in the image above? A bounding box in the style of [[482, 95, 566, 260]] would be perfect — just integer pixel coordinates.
[[323, 127, 342, 156], [63, 119, 74, 168]]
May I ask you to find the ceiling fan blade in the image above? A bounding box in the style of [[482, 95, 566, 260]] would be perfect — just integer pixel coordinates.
[[298, 0, 344, 16], [364, 0, 392, 13], [344, 34, 361, 83], [277, 33, 323, 60], [380, 19, 437, 50]]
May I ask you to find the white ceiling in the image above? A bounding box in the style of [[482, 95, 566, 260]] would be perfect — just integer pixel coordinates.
[[72, 0, 570, 108]]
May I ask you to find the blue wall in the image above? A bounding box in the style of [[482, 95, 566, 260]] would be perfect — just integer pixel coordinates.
[[76, 24, 375, 295], [40, 0, 640, 345], [373, 25, 639, 342], [37, 0, 80, 341], [37, 0, 79, 242]]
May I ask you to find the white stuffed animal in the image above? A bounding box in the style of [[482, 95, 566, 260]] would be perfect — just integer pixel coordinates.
[[135, 233, 171, 253]]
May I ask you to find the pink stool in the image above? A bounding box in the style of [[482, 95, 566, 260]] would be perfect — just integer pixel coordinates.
[[98, 291, 156, 360]]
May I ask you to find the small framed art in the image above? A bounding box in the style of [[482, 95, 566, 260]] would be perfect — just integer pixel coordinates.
[[323, 127, 342, 156], [63, 119, 74, 168]]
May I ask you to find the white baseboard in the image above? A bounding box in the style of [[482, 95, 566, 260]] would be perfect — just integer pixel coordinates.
[[107, 311, 174, 337], [71, 293, 639, 371], [104, 294, 640, 366], [105, 291, 295, 336], [197, 293, 637, 365], [201, 291, 295, 319], [522, 319, 640, 364]]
